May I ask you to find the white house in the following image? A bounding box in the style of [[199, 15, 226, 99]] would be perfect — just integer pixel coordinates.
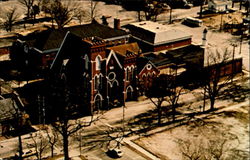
[[208, 0, 229, 12]]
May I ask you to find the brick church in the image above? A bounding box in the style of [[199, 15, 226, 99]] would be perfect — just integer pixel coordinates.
[[50, 32, 147, 113]]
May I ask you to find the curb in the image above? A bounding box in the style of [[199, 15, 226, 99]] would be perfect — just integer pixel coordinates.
[[123, 138, 160, 160]]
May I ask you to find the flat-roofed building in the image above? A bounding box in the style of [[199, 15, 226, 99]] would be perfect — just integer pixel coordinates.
[[124, 21, 192, 52]]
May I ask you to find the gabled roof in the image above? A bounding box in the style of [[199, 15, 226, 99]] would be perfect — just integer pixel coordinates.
[[50, 32, 84, 71], [137, 57, 158, 74], [108, 42, 140, 57], [124, 21, 192, 46], [106, 50, 123, 69], [0, 93, 23, 122], [21, 22, 128, 51]]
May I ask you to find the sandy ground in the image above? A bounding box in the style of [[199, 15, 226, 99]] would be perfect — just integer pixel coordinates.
[[134, 101, 249, 160]]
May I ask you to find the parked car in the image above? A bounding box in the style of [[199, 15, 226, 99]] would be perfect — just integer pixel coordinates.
[[15, 149, 36, 158]]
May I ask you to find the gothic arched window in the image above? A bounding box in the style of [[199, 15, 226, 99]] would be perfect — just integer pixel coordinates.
[[95, 56, 101, 71]]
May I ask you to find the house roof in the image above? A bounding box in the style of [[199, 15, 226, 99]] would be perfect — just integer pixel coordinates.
[[21, 22, 128, 51], [108, 42, 140, 57], [143, 44, 204, 68], [0, 93, 23, 122], [124, 21, 192, 46]]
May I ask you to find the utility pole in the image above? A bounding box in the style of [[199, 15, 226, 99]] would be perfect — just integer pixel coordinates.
[[231, 43, 237, 82], [220, 12, 223, 31]]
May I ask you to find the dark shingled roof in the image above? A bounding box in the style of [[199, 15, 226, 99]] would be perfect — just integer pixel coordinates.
[[143, 45, 204, 68], [21, 22, 128, 51], [137, 57, 150, 73], [50, 32, 84, 71]]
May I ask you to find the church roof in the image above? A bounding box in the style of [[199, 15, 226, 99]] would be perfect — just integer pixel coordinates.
[[21, 22, 128, 51], [108, 42, 140, 57]]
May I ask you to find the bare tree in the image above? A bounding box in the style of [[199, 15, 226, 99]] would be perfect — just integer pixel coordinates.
[[48, 0, 79, 29], [177, 138, 205, 160], [48, 78, 101, 160], [198, 0, 206, 19], [74, 8, 85, 25], [18, 0, 35, 18], [52, 115, 99, 159], [176, 121, 246, 160], [146, 75, 168, 126], [146, 71, 183, 125], [27, 132, 48, 160], [45, 127, 59, 157], [31, 5, 40, 22], [2, 7, 20, 32], [165, 74, 183, 122], [144, 0, 165, 21], [202, 48, 234, 111], [84, 0, 99, 22]]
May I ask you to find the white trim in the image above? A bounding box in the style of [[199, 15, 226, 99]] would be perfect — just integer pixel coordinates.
[[125, 65, 135, 71], [138, 61, 158, 75], [50, 31, 70, 70], [94, 73, 104, 78], [95, 55, 102, 71], [43, 48, 59, 54], [84, 54, 89, 70], [104, 35, 130, 41], [107, 72, 116, 81], [106, 50, 122, 69], [126, 85, 134, 92], [112, 80, 119, 87], [61, 73, 67, 80], [96, 55, 103, 61], [94, 93, 103, 101], [107, 81, 112, 87], [32, 47, 43, 54]]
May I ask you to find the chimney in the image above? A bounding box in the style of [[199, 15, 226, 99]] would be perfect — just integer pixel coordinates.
[[202, 28, 208, 46], [101, 16, 108, 26], [114, 18, 120, 30]]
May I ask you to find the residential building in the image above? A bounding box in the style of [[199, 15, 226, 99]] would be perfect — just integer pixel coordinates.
[[0, 92, 29, 136], [208, 0, 229, 12]]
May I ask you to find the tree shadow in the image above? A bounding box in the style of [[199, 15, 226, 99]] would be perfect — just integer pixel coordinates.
[[218, 84, 250, 103]]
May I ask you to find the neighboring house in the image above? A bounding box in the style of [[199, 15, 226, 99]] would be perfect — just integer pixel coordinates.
[[0, 93, 26, 136], [137, 57, 159, 95], [208, 0, 229, 12], [142, 44, 205, 77], [10, 20, 130, 71], [124, 21, 192, 52], [50, 32, 143, 114]]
